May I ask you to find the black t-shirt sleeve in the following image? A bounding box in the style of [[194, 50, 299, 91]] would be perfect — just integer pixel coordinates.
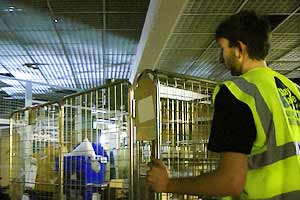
[[207, 86, 256, 154]]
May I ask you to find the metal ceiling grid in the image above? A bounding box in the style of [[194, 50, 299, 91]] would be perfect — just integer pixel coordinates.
[[0, 32, 20, 45], [31, 84, 51, 94], [26, 43, 65, 55], [1, 88, 25, 97], [155, 0, 233, 81], [285, 69, 300, 79], [104, 31, 140, 54], [0, 55, 33, 66], [0, 0, 299, 117], [67, 53, 102, 65], [75, 72, 94, 88], [0, 80, 9, 88], [166, 34, 214, 48], [106, 0, 150, 12], [207, 64, 231, 80], [0, 44, 27, 56], [5, 80, 52, 95], [156, 60, 178, 71], [157, 50, 204, 74], [31, 54, 69, 65], [269, 62, 300, 71], [0, 79, 25, 97], [103, 31, 139, 80], [19, 0, 48, 11], [60, 30, 102, 45], [274, 14, 300, 33], [190, 62, 218, 78], [0, 19, 9, 31], [9, 67, 47, 83], [184, 0, 244, 14], [242, 0, 300, 14], [106, 13, 147, 30], [175, 15, 228, 33], [192, 61, 223, 78], [63, 45, 103, 61], [161, 2, 229, 77], [148, 0, 300, 83], [0, 79, 24, 88], [160, 49, 205, 61], [50, 0, 103, 13], [0, 66, 9, 73], [270, 14, 300, 73], [0, 0, 150, 102], [104, 64, 131, 79], [266, 49, 293, 61], [1, 12, 54, 31], [271, 33, 300, 50], [156, 59, 195, 73], [104, 54, 134, 66], [186, 47, 220, 75], [279, 46, 300, 61], [38, 64, 76, 88], [62, 31, 103, 65], [55, 13, 103, 30], [15, 30, 60, 44]]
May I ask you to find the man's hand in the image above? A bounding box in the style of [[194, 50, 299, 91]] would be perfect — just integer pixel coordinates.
[[146, 159, 170, 192]]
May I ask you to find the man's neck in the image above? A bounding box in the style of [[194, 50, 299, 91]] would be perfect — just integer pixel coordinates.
[[242, 59, 268, 74]]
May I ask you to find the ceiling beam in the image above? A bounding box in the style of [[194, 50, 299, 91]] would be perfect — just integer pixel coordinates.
[[0, 75, 81, 92], [129, 0, 188, 83]]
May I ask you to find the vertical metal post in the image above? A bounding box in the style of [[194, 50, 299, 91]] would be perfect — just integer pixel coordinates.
[[9, 117, 13, 192], [59, 103, 64, 200], [85, 93, 88, 139], [90, 91, 93, 143], [129, 89, 135, 200], [25, 82, 32, 108], [155, 80, 161, 200], [155, 80, 161, 159]]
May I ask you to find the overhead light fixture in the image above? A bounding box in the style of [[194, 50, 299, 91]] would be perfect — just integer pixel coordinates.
[[54, 19, 59, 23], [159, 85, 211, 102], [3, 6, 23, 12], [23, 63, 39, 70]]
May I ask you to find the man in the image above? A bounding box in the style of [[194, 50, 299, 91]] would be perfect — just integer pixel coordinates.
[[146, 10, 300, 199]]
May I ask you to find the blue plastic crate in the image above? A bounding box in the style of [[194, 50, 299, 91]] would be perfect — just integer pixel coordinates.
[[63, 143, 108, 186], [64, 155, 107, 185]]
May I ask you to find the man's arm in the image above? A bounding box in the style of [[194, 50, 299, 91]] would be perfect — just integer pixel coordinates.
[[147, 151, 247, 197]]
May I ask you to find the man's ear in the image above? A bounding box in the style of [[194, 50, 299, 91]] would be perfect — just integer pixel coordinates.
[[235, 41, 247, 59], [237, 41, 247, 54]]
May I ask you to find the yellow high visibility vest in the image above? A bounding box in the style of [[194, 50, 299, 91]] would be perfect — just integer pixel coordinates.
[[213, 67, 300, 199]]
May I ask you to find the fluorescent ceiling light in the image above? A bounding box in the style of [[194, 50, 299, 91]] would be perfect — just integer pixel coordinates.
[[160, 85, 210, 102]]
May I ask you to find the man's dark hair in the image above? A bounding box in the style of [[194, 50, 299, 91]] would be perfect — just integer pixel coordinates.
[[215, 10, 271, 60]]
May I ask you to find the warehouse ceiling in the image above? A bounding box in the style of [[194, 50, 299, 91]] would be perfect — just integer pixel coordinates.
[[0, 0, 149, 101], [134, 0, 300, 83], [0, 0, 300, 112]]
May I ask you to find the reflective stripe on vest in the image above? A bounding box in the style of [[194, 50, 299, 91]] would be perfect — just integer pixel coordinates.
[[266, 190, 300, 200], [229, 78, 300, 169]]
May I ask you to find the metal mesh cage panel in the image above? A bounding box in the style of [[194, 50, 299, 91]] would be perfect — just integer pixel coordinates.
[[0, 96, 25, 119], [132, 70, 219, 200], [62, 81, 130, 200], [0, 127, 10, 199], [10, 103, 61, 199]]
